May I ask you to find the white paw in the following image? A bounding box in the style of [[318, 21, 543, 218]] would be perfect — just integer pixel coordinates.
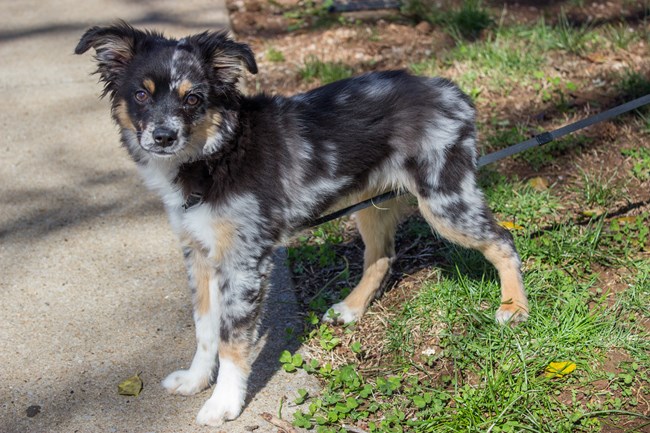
[[322, 302, 361, 324], [495, 305, 529, 325], [195, 394, 243, 426], [161, 369, 210, 396]]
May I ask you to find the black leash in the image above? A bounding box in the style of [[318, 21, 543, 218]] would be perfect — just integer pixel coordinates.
[[302, 94, 650, 230]]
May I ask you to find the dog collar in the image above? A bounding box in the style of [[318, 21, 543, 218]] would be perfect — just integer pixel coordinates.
[[182, 192, 203, 211]]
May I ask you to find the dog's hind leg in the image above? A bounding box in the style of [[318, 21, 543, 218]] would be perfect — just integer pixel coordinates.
[[162, 236, 219, 395], [416, 189, 528, 324], [323, 196, 406, 324]]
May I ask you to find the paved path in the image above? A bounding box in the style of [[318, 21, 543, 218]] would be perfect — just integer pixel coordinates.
[[0, 1, 318, 432]]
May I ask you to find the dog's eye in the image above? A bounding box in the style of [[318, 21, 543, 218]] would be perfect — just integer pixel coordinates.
[[134, 90, 149, 103], [185, 94, 201, 107]]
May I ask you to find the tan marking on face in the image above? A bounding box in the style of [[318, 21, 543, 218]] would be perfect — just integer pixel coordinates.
[[212, 220, 237, 262], [177, 79, 193, 99], [342, 257, 391, 314], [113, 99, 136, 132], [142, 78, 155, 95], [181, 234, 212, 316], [191, 109, 223, 145], [219, 342, 251, 373]]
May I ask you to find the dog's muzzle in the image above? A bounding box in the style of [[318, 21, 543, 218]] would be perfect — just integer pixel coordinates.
[[153, 127, 178, 148]]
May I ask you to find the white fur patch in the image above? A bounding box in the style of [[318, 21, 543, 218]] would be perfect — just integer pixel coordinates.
[[195, 358, 247, 426], [162, 276, 221, 395], [322, 301, 361, 324]]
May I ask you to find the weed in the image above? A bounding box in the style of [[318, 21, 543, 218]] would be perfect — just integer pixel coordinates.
[[299, 55, 354, 85], [280, 350, 304, 372], [532, 71, 578, 109], [287, 220, 345, 274], [621, 147, 650, 181], [576, 165, 621, 208], [603, 213, 649, 254]]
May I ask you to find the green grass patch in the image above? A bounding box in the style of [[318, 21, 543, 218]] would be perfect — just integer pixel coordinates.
[[286, 172, 649, 432], [553, 10, 599, 55], [287, 257, 648, 432], [411, 13, 609, 96], [266, 47, 285, 63], [402, 0, 493, 40], [299, 55, 355, 85], [287, 221, 345, 274], [621, 147, 650, 181], [284, 0, 340, 31]]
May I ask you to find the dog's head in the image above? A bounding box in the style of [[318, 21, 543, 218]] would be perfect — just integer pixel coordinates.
[[75, 22, 257, 160]]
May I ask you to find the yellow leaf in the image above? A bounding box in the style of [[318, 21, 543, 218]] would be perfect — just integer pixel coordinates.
[[118, 374, 143, 397], [584, 53, 607, 64], [582, 208, 605, 218], [614, 216, 636, 224], [498, 221, 524, 230], [528, 176, 549, 191], [544, 361, 577, 379]]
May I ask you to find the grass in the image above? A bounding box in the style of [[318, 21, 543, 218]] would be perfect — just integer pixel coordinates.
[[282, 4, 650, 432], [402, 0, 493, 40], [286, 170, 650, 432], [266, 47, 285, 63], [299, 55, 355, 85], [553, 9, 598, 55], [283, 0, 341, 31]]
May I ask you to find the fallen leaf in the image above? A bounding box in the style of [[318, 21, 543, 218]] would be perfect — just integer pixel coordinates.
[[545, 361, 577, 379], [584, 53, 607, 64], [528, 176, 549, 191], [613, 216, 637, 224], [498, 221, 524, 230], [118, 373, 143, 397], [582, 208, 605, 218]]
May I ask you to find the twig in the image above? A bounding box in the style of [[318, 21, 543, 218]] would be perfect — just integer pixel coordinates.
[[259, 412, 298, 433], [343, 424, 369, 433]]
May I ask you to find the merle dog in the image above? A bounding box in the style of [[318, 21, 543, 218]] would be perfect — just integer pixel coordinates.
[[75, 23, 528, 426]]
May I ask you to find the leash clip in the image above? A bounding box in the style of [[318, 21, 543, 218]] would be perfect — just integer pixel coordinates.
[[535, 132, 554, 146]]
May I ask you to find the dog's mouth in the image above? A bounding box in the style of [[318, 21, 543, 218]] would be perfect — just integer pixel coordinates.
[[138, 133, 186, 158], [147, 147, 178, 157]]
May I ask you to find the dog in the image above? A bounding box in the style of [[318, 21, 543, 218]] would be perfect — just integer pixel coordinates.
[[75, 22, 528, 426]]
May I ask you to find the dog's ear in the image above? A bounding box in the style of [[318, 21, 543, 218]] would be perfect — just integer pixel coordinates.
[[189, 31, 258, 86], [75, 22, 148, 96]]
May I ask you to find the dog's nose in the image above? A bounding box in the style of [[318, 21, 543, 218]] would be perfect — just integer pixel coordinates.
[[153, 127, 178, 147]]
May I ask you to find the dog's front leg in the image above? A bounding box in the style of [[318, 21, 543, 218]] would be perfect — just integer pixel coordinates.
[[162, 236, 219, 395], [195, 254, 270, 426]]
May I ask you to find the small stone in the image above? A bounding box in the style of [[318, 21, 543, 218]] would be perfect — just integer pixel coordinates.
[[26, 405, 41, 418], [415, 21, 432, 34]]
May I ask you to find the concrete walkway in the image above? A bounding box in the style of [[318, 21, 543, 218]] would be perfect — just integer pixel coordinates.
[[0, 1, 318, 432]]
